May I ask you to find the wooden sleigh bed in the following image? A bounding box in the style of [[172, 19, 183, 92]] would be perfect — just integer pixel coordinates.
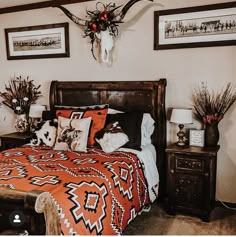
[[0, 79, 167, 235]]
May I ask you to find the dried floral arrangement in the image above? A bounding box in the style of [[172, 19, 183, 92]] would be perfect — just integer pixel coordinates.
[[192, 82, 236, 124], [0, 76, 42, 115], [84, 3, 122, 37]]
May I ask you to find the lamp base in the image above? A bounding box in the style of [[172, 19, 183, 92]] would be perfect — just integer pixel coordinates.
[[176, 141, 186, 146], [176, 124, 186, 146]]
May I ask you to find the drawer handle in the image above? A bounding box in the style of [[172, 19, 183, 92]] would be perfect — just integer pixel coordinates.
[[170, 169, 175, 174]]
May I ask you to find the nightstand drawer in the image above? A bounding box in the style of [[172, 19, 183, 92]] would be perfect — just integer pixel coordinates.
[[175, 156, 204, 172]]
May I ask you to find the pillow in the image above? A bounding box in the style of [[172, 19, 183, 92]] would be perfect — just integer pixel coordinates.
[[30, 119, 58, 147], [105, 111, 143, 150], [107, 108, 123, 114], [41, 104, 108, 124], [108, 108, 155, 146], [141, 113, 155, 146], [95, 121, 129, 153], [42, 110, 55, 121], [54, 116, 92, 152], [56, 107, 108, 147]]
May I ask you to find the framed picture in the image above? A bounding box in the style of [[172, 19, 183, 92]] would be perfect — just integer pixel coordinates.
[[154, 2, 236, 50], [189, 129, 205, 147], [5, 23, 70, 60]]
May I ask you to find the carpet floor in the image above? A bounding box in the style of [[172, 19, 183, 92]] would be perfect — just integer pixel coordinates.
[[123, 202, 236, 235]]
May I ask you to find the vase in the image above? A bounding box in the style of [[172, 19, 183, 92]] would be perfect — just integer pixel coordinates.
[[15, 114, 29, 133], [205, 122, 219, 147]]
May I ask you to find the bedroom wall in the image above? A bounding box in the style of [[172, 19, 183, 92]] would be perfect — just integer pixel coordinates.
[[0, 0, 235, 203]]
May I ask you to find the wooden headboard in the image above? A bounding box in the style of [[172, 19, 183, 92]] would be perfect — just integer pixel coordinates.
[[50, 79, 167, 199]]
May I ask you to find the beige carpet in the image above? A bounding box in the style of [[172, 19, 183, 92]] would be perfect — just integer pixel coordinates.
[[123, 202, 236, 235]]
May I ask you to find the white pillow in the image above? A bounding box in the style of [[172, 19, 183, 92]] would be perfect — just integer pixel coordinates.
[[141, 113, 155, 146], [54, 116, 92, 152], [95, 121, 129, 153], [107, 108, 123, 114]]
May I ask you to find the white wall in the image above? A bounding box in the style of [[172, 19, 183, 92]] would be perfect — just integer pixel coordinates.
[[0, 0, 235, 202]]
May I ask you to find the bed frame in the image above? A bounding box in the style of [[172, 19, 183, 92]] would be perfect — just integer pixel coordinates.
[[0, 79, 167, 235]]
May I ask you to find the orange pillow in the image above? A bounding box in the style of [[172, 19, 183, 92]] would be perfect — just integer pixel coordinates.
[[56, 108, 108, 146]]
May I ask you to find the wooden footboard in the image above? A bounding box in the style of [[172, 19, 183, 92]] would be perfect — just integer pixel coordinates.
[[0, 188, 61, 235]]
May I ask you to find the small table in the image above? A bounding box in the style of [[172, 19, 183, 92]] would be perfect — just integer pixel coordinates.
[[0, 132, 33, 151], [165, 144, 220, 222]]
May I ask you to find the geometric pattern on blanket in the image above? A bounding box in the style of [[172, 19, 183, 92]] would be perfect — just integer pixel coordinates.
[[27, 151, 69, 163], [0, 146, 149, 235]]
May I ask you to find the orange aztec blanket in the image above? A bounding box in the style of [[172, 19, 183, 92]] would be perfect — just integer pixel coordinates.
[[0, 145, 149, 235]]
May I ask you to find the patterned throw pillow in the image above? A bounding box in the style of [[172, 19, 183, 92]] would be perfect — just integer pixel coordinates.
[[54, 116, 92, 152], [56, 107, 108, 147], [30, 119, 58, 147], [105, 111, 143, 150], [95, 121, 129, 153]]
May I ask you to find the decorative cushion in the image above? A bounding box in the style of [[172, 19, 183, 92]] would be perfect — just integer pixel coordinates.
[[54, 116, 92, 152], [42, 110, 55, 121], [56, 107, 108, 147], [108, 108, 155, 146], [95, 121, 129, 153], [105, 111, 143, 150], [107, 108, 123, 114], [30, 119, 58, 147]]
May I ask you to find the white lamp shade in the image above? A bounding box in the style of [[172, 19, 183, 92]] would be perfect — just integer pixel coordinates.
[[170, 108, 193, 124], [29, 104, 46, 118]]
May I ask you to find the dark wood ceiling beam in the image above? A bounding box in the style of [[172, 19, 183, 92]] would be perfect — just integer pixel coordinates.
[[0, 0, 93, 14]]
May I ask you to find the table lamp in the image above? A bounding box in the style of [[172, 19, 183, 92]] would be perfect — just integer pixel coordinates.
[[29, 104, 46, 131], [170, 108, 193, 146]]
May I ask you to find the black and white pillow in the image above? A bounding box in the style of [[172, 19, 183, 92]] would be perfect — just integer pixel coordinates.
[[30, 119, 58, 147], [95, 121, 129, 153], [105, 111, 144, 150]]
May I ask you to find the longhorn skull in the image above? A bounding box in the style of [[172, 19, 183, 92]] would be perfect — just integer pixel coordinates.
[[55, 0, 153, 64]]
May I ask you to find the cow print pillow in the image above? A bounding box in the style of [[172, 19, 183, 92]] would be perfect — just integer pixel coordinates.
[[30, 119, 58, 147], [95, 121, 129, 153], [54, 116, 92, 152]]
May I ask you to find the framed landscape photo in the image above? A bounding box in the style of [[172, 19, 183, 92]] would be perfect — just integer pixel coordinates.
[[5, 23, 70, 60], [154, 2, 236, 50]]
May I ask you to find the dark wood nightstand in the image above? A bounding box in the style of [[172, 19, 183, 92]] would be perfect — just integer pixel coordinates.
[[165, 144, 220, 222], [0, 132, 33, 151]]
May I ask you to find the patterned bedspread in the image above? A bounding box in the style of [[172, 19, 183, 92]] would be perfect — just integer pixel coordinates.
[[0, 145, 149, 235]]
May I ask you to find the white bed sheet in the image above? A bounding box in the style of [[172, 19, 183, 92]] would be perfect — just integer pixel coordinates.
[[118, 144, 159, 203]]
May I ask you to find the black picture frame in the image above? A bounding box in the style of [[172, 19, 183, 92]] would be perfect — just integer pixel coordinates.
[[5, 22, 70, 60], [154, 2, 236, 50]]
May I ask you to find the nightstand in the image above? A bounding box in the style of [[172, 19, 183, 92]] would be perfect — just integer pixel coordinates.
[[0, 132, 33, 151], [165, 144, 220, 222]]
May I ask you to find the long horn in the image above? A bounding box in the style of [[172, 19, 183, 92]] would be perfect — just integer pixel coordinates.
[[118, 0, 153, 21], [69, 119, 73, 129], [56, 5, 87, 26]]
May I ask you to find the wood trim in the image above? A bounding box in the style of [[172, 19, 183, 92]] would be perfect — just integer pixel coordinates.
[[0, 0, 93, 15]]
